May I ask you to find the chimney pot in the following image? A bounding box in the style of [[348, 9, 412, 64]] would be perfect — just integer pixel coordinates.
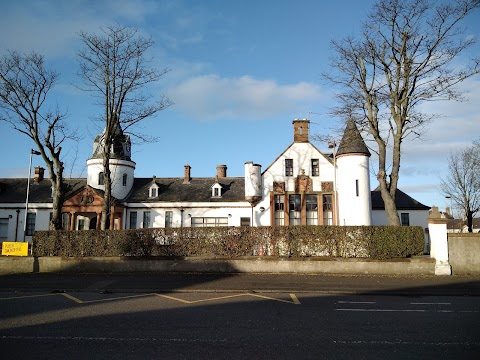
[[184, 164, 191, 183], [34, 166, 45, 183], [216, 164, 227, 178]]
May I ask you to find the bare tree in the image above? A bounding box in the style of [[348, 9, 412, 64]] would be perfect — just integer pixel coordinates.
[[323, 0, 480, 225], [0, 51, 76, 231], [77, 24, 172, 230], [441, 144, 480, 232]]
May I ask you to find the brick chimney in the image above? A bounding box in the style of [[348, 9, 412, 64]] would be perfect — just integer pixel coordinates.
[[183, 165, 191, 184], [33, 166, 44, 183], [293, 119, 310, 142], [216, 164, 227, 178]]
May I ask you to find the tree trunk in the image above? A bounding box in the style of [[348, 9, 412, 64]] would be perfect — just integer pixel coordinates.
[[101, 140, 112, 230], [466, 210, 473, 233]]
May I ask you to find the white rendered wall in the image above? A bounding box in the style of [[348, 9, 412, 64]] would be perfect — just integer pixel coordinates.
[[255, 142, 335, 226], [0, 204, 52, 243], [244, 162, 262, 201], [336, 154, 371, 225], [87, 158, 135, 200], [126, 202, 252, 228]]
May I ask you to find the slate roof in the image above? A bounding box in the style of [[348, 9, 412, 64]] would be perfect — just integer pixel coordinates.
[[0, 178, 86, 204], [0, 176, 246, 204], [336, 119, 371, 157], [128, 177, 246, 203], [371, 186, 430, 210]]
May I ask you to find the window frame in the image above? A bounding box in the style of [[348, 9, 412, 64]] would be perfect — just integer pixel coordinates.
[[401, 213, 410, 226], [142, 211, 151, 228], [98, 172, 104, 186], [285, 159, 293, 176], [322, 194, 333, 225], [0, 218, 9, 241], [165, 211, 173, 228], [288, 194, 301, 225], [274, 194, 285, 226], [311, 159, 319, 176], [191, 217, 228, 227], [129, 211, 137, 229], [25, 212, 36, 236]]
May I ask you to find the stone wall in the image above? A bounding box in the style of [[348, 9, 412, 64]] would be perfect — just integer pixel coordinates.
[[448, 233, 480, 275]]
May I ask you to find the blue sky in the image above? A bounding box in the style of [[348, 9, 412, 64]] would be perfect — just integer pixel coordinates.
[[0, 0, 479, 213]]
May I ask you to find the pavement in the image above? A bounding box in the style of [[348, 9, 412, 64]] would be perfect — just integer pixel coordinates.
[[0, 272, 479, 296]]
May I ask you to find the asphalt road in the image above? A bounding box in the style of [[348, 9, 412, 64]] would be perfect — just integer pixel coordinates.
[[0, 272, 480, 296], [0, 273, 479, 359]]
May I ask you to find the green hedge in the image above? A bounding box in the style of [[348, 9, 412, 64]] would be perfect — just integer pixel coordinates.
[[32, 225, 425, 260]]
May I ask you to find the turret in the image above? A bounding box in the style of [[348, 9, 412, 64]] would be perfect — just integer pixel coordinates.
[[336, 119, 372, 225], [245, 161, 262, 205], [86, 123, 136, 200]]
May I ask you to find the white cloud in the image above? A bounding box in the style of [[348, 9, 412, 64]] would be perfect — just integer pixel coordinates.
[[167, 74, 325, 120], [0, 0, 159, 57]]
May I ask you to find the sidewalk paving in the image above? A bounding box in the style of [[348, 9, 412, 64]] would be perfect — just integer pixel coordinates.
[[1, 272, 479, 296]]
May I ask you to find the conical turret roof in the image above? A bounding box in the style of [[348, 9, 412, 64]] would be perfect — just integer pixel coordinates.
[[336, 119, 370, 157]]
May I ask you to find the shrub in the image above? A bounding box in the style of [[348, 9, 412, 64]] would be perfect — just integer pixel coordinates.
[[33, 225, 425, 259]]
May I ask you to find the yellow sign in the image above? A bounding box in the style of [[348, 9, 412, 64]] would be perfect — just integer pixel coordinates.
[[1, 242, 29, 256]]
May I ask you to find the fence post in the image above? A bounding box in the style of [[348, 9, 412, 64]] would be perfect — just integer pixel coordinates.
[[428, 206, 451, 275]]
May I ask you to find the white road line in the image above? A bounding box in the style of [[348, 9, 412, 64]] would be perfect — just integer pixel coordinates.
[[0, 335, 227, 343], [410, 302, 451, 305], [336, 309, 426, 312], [337, 301, 376, 304], [334, 339, 479, 346]]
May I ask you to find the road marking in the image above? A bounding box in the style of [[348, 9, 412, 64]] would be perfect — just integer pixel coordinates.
[[0, 293, 59, 301], [60, 293, 155, 304], [334, 339, 480, 346], [156, 293, 301, 305], [0, 292, 300, 305], [336, 309, 426, 312], [0, 335, 227, 343], [338, 301, 376, 304], [410, 302, 451, 305]]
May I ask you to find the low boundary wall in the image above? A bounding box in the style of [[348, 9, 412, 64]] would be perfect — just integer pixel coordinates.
[[0, 256, 435, 275], [448, 233, 480, 275]]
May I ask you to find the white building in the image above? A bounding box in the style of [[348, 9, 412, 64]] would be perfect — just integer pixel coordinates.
[[0, 119, 430, 243]]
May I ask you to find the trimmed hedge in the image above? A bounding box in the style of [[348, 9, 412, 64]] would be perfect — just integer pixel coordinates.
[[33, 225, 425, 260]]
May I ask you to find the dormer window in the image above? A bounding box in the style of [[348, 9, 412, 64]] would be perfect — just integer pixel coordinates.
[[149, 183, 159, 198], [211, 183, 222, 198]]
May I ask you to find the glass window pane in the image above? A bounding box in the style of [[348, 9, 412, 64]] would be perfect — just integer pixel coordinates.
[[0, 219, 8, 240]]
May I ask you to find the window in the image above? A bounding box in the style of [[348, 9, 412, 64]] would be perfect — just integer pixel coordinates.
[[165, 211, 173, 228], [241, 217, 251, 226], [211, 184, 222, 197], [191, 217, 228, 227], [122, 173, 127, 186], [289, 194, 301, 225], [401, 213, 410, 226], [129, 211, 137, 229], [62, 213, 69, 230], [25, 213, 36, 236], [78, 219, 85, 230], [311, 159, 319, 176], [151, 187, 157, 197], [274, 195, 285, 226], [98, 172, 104, 185], [356, 179, 359, 197], [143, 211, 151, 228], [323, 195, 333, 225], [285, 159, 293, 176], [0, 218, 8, 241], [306, 194, 318, 225]]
